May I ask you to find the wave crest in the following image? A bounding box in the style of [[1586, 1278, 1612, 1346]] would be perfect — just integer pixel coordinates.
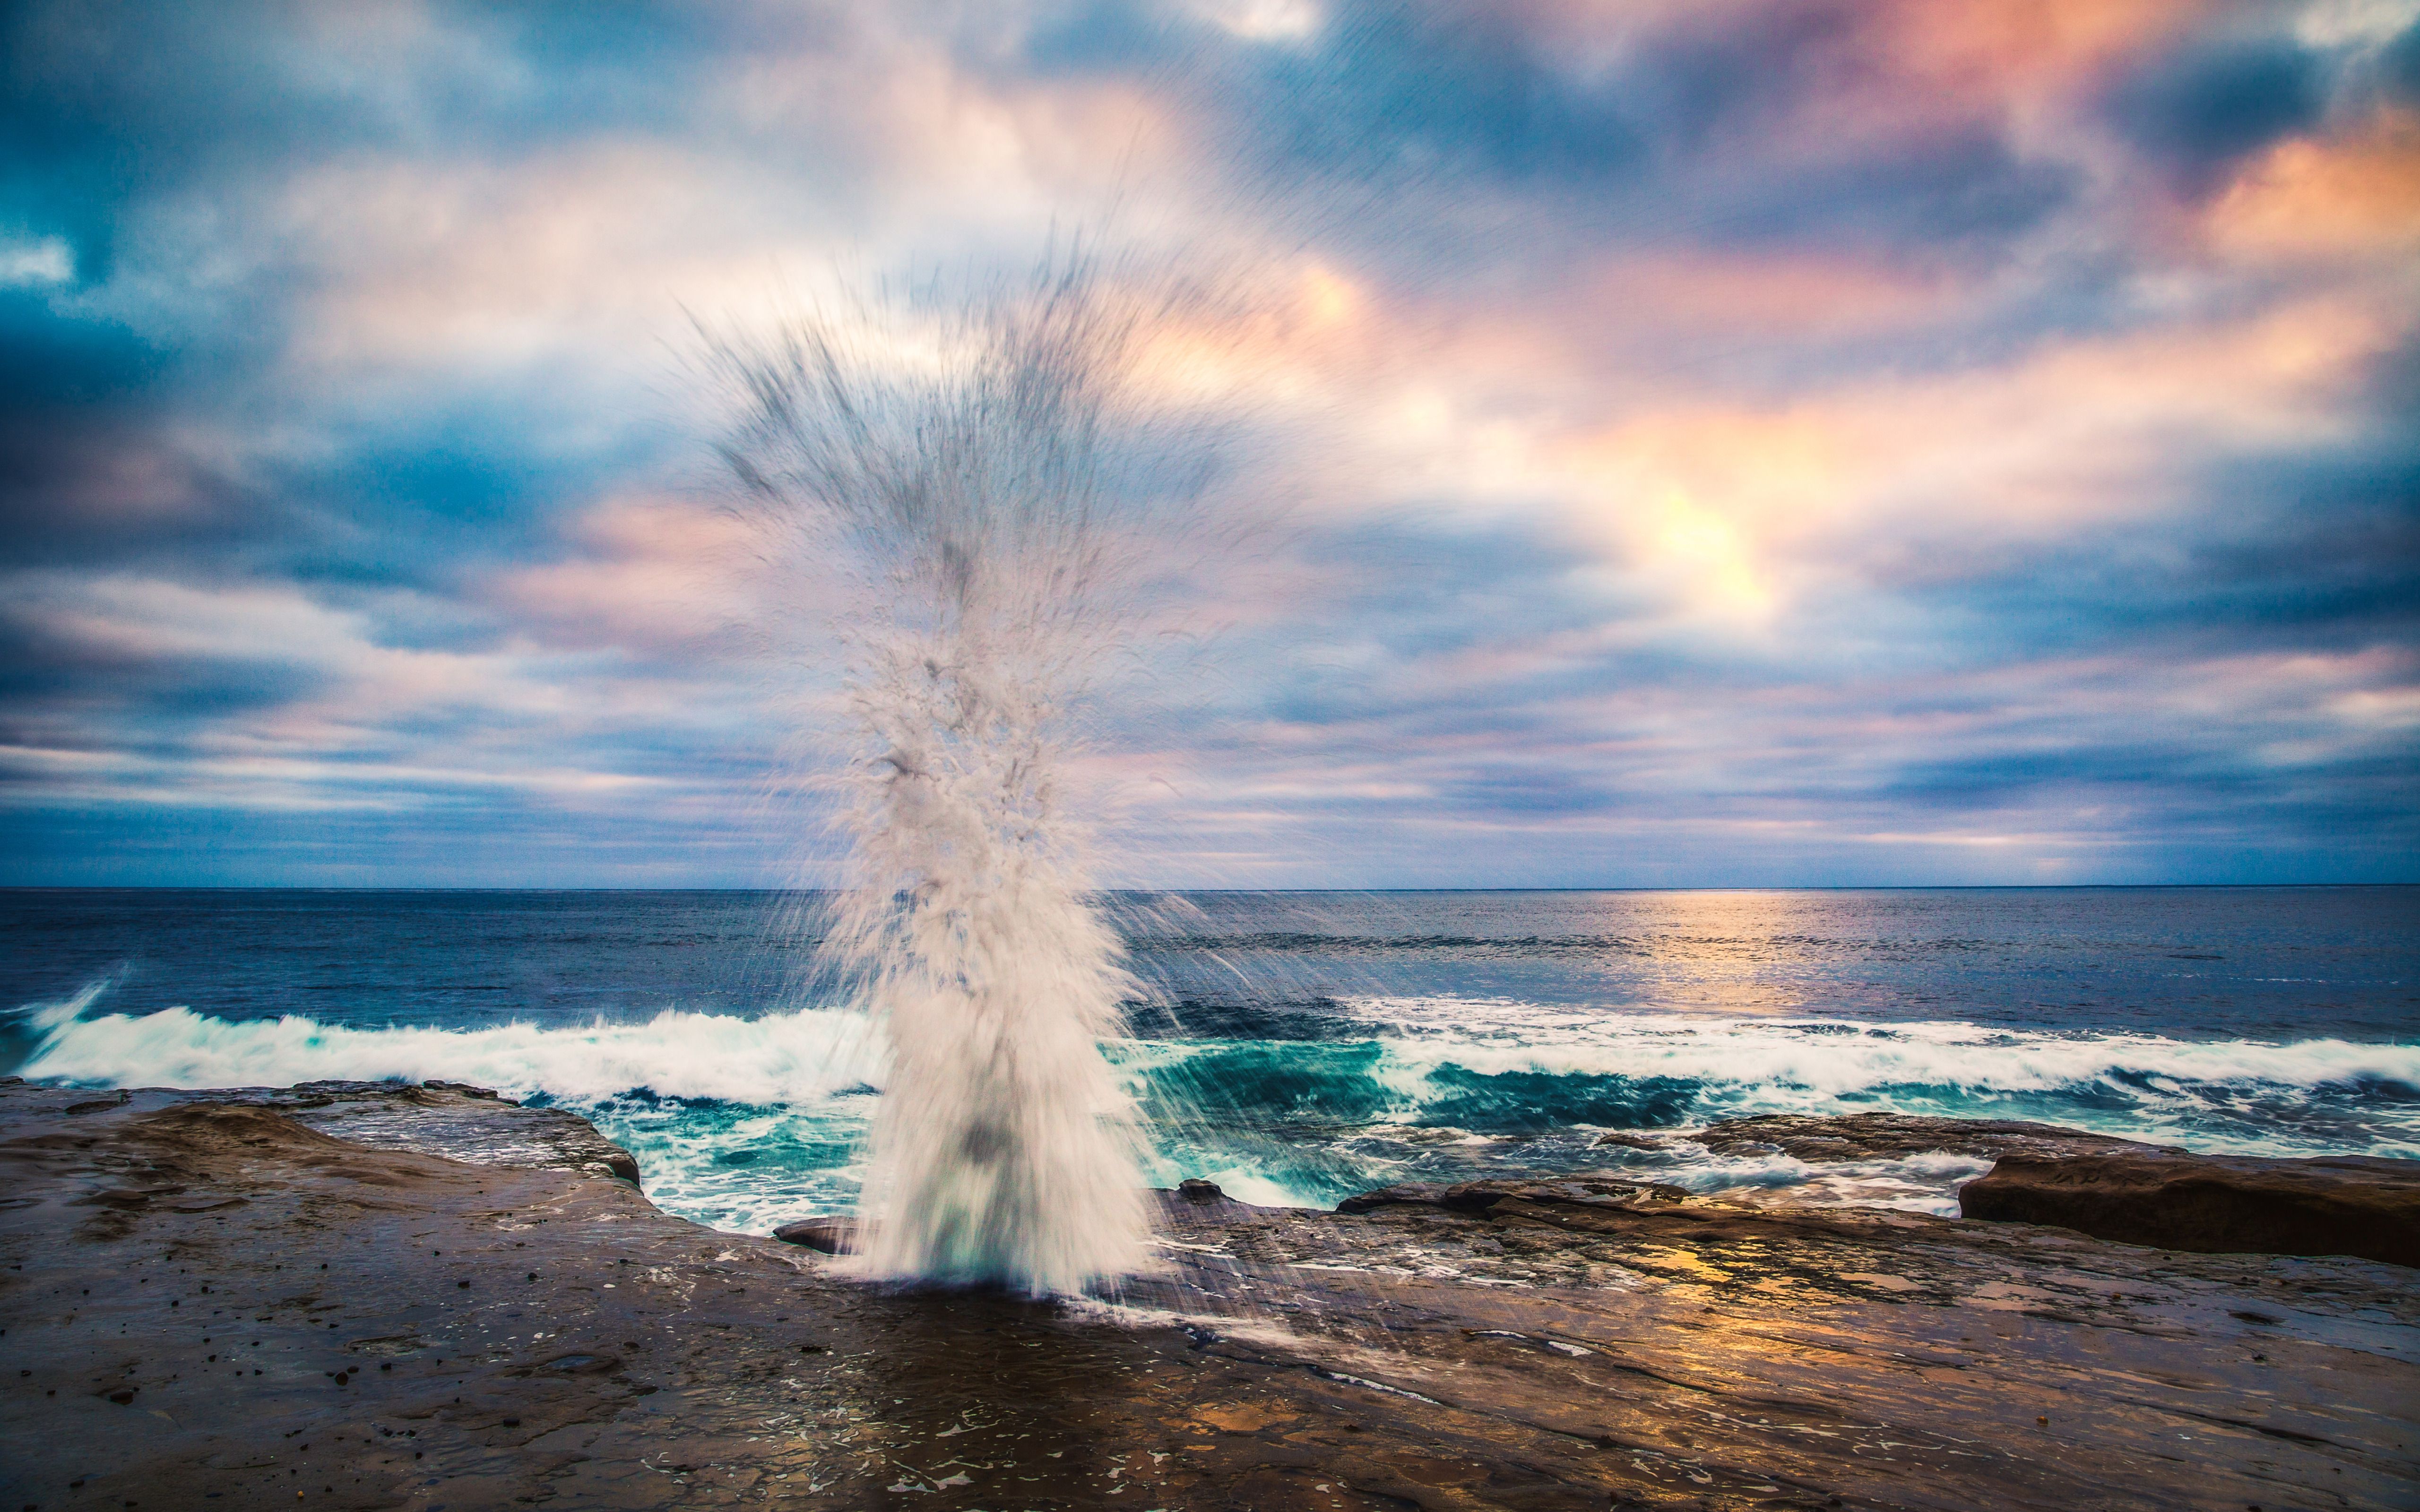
[[16, 984, 2413, 1229], [17, 992, 882, 1107]]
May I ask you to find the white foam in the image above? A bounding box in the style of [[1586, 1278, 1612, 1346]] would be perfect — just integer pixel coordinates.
[[1332, 1006, 2420, 1104], [16, 982, 2415, 1232], [18, 996, 884, 1106]]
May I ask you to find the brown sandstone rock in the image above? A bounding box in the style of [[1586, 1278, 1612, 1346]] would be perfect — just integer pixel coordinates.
[[1691, 1111, 2175, 1162], [1959, 1149, 2420, 1267], [771, 1215, 859, 1253], [8, 1082, 2416, 1510], [1336, 1174, 1690, 1216]]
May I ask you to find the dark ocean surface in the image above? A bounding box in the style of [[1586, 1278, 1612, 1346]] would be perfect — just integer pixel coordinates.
[[6, 887, 2415, 1231]]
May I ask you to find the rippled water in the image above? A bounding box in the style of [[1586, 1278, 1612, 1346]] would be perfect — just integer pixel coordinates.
[[7, 887, 2415, 1228]]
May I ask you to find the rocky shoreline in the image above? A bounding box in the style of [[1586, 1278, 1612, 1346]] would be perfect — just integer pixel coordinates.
[[2, 1080, 2413, 1510]]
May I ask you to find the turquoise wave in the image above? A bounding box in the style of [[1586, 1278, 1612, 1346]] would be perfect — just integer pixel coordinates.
[[12, 982, 2416, 1233]]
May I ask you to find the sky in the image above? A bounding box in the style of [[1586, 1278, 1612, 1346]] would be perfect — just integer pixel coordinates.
[[2, 0, 2416, 888]]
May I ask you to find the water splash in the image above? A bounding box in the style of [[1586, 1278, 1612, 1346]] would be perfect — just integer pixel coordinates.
[[709, 255, 1223, 1293]]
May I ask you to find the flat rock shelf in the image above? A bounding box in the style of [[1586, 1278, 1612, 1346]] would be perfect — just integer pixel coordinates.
[[1960, 1150, 2420, 1268], [1, 1081, 2412, 1511]]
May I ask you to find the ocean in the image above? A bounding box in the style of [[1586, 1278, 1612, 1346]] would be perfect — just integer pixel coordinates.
[[6, 887, 2415, 1233]]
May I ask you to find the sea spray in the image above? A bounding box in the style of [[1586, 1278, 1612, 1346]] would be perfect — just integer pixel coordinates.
[[709, 256, 1228, 1293]]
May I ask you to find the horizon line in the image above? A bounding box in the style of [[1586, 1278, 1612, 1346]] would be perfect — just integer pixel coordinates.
[[3, 882, 2414, 894]]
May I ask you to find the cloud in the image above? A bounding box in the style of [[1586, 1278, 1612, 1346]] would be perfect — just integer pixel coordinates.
[[490, 494, 761, 653], [2105, 31, 2329, 189], [2203, 104, 2420, 259], [0, 237, 72, 287], [0, 0, 2413, 884]]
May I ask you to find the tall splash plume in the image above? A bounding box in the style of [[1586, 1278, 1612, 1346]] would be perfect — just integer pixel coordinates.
[[710, 257, 1224, 1294]]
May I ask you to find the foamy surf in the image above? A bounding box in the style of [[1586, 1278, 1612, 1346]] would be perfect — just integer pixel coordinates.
[[14, 981, 2415, 1227], [17, 996, 883, 1106]]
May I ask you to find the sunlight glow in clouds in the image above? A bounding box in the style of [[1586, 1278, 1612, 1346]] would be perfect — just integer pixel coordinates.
[[0, 0, 2414, 885], [1648, 491, 1772, 624]]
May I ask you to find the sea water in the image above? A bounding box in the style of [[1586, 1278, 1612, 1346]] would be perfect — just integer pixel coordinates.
[[6, 886, 2415, 1228]]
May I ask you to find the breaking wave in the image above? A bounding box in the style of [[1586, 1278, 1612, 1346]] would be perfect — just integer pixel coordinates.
[[12, 982, 2415, 1229], [14, 995, 884, 1105]]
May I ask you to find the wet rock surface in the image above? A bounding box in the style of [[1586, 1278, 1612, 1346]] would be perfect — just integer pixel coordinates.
[[771, 1216, 858, 1254], [7, 1078, 646, 1184], [1336, 1174, 1694, 1216], [2, 1086, 2412, 1511], [280, 1079, 643, 1184], [1688, 1112, 2178, 1163], [1961, 1149, 2420, 1268]]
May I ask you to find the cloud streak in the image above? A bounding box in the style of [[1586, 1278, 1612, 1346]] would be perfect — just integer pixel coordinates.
[[0, 0, 2413, 884]]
